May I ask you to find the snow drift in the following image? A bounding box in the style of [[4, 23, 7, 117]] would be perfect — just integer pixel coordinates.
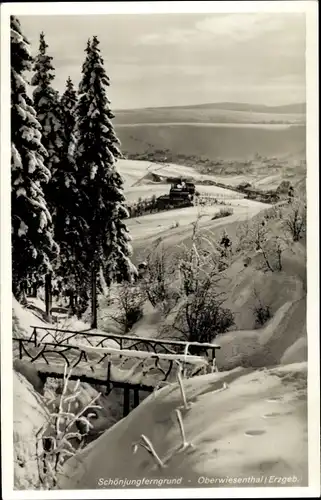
[[58, 362, 307, 489], [13, 371, 49, 489]]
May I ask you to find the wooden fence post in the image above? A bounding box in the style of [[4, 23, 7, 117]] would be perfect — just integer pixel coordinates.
[[133, 388, 140, 409], [123, 387, 130, 418], [106, 361, 111, 395], [45, 273, 52, 322]]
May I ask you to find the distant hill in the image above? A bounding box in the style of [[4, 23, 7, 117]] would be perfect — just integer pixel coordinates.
[[115, 102, 306, 115], [113, 101, 305, 163], [174, 102, 306, 114], [113, 102, 306, 126]]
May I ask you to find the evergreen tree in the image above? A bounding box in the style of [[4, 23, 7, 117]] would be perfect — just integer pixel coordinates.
[[31, 36, 90, 316], [31, 32, 66, 316], [74, 36, 136, 326], [54, 77, 90, 314], [60, 76, 77, 151], [11, 16, 58, 298], [31, 32, 64, 211]]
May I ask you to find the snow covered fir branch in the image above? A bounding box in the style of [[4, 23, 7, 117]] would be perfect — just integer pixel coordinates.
[[11, 17, 137, 326]]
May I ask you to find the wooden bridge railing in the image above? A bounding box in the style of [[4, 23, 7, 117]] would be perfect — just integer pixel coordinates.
[[14, 327, 221, 417], [13, 337, 159, 417], [13, 335, 213, 395], [28, 325, 221, 365], [13, 338, 161, 391]]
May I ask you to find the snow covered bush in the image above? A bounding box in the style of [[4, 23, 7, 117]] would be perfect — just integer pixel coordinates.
[[235, 215, 290, 272], [141, 241, 181, 315], [108, 282, 144, 333], [252, 288, 271, 327], [172, 217, 234, 344], [211, 206, 234, 220], [282, 198, 306, 242], [173, 279, 235, 344]]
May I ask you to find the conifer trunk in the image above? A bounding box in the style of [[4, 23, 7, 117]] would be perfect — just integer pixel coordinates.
[[69, 291, 74, 312], [91, 263, 98, 329], [31, 284, 38, 297], [20, 280, 28, 305], [45, 272, 52, 322]]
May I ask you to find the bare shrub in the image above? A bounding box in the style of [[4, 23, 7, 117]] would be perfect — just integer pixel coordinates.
[[141, 242, 181, 315], [265, 235, 289, 271], [108, 282, 144, 333], [262, 205, 283, 220], [243, 218, 275, 272], [173, 279, 234, 345], [236, 216, 289, 273], [235, 218, 252, 253], [211, 207, 234, 220], [282, 199, 306, 241], [252, 289, 272, 327], [173, 216, 234, 344]]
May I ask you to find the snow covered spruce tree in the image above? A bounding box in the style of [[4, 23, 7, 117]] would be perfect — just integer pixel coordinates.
[[74, 36, 136, 327], [11, 16, 58, 300], [53, 77, 91, 316], [31, 32, 66, 316], [60, 76, 77, 148], [31, 35, 88, 317], [31, 31, 64, 184]]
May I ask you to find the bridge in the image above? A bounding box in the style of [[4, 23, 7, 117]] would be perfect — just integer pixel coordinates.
[[13, 326, 221, 417]]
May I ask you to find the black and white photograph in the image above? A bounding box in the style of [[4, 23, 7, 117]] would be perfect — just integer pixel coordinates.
[[1, 1, 319, 497]]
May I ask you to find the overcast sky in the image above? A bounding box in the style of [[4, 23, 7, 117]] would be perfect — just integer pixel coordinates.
[[20, 13, 306, 110]]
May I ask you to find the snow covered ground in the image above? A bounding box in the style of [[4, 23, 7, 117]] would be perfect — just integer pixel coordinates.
[[114, 159, 269, 243], [124, 182, 245, 203], [58, 362, 308, 489], [126, 201, 266, 242], [118, 159, 228, 189], [13, 371, 49, 489]]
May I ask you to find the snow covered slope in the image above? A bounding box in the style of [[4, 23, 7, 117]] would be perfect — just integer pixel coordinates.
[[13, 371, 49, 489], [58, 362, 308, 489], [118, 159, 224, 189]]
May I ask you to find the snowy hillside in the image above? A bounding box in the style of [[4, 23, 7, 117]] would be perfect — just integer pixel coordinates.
[[13, 371, 49, 489], [58, 362, 308, 489]]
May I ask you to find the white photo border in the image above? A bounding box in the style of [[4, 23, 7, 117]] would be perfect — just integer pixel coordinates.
[[1, 1, 319, 498]]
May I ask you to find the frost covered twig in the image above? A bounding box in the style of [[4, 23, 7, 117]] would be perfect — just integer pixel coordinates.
[[212, 382, 229, 394], [37, 364, 102, 489], [175, 360, 190, 410], [175, 409, 193, 451], [211, 357, 218, 373], [132, 434, 165, 468], [152, 380, 170, 398]]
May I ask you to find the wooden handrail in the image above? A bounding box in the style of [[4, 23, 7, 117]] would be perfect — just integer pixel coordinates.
[[13, 338, 82, 349], [29, 326, 221, 349]]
